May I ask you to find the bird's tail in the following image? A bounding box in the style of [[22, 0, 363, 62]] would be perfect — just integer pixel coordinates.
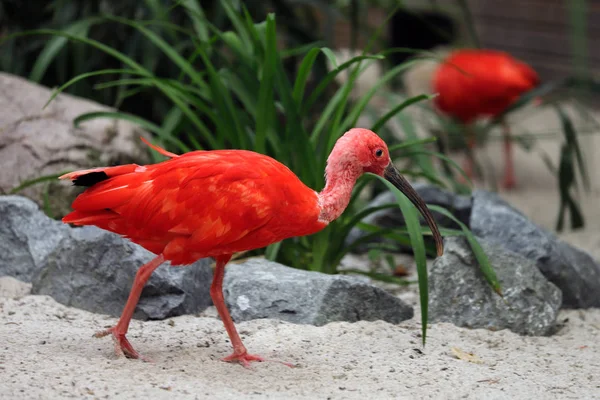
[[59, 164, 140, 187], [59, 137, 179, 188], [61, 137, 179, 227], [60, 163, 142, 226]]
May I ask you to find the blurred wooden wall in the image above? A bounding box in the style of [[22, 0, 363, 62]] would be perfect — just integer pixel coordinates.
[[468, 0, 599, 81]]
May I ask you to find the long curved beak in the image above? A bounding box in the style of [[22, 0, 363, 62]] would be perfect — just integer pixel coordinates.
[[384, 163, 444, 257]]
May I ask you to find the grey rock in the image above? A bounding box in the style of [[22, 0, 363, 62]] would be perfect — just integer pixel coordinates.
[[429, 236, 562, 336], [470, 190, 600, 308], [0, 72, 150, 217], [223, 259, 413, 326], [32, 226, 213, 320], [346, 183, 471, 252], [0, 196, 70, 281]]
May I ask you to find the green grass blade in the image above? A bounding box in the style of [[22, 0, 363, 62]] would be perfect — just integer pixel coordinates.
[[93, 78, 157, 90], [254, 14, 277, 154], [105, 16, 206, 88], [428, 205, 501, 296], [265, 241, 283, 261], [10, 173, 68, 194], [371, 94, 435, 132], [303, 54, 384, 115], [341, 60, 420, 133], [42, 69, 147, 109], [180, 0, 209, 42], [398, 149, 472, 186], [73, 111, 189, 153], [388, 137, 438, 151], [30, 17, 101, 82], [293, 47, 321, 105], [153, 80, 221, 149], [555, 105, 590, 191], [5, 29, 147, 71], [368, 174, 430, 345], [395, 111, 438, 183]]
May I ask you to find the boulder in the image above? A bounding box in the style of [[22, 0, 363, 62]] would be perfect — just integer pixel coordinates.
[[0, 196, 70, 281], [223, 258, 413, 326], [32, 226, 213, 320], [0, 72, 150, 217], [429, 237, 562, 336], [470, 190, 600, 308]]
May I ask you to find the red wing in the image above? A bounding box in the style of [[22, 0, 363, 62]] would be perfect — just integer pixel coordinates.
[[64, 151, 285, 264]]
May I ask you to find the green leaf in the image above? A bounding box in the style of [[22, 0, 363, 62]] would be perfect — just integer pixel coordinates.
[[428, 205, 502, 296], [555, 105, 590, 191], [293, 47, 321, 105], [10, 173, 68, 194], [30, 18, 102, 82], [303, 54, 384, 115], [367, 174, 430, 345], [72, 111, 189, 153], [180, 0, 209, 42], [320, 47, 339, 69], [371, 94, 435, 132], [395, 110, 438, 184], [254, 14, 277, 154], [265, 241, 282, 261], [42, 69, 148, 109], [398, 149, 473, 186]]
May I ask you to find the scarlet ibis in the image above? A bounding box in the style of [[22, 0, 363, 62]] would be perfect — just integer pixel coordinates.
[[60, 128, 443, 367], [433, 49, 540, 188]]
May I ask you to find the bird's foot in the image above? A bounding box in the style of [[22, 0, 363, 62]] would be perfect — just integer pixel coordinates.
[[222, 350, 294, 369], [501, 173, 516, 190], [94, 327, 151, 362], [502, 179, 516, 190]]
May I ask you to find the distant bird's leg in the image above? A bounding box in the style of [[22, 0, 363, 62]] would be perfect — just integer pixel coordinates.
[[210, 254, 264, 367], [501, 120, 516, 189], [94, 254, 165, 361], [459, 124, 477, 183]]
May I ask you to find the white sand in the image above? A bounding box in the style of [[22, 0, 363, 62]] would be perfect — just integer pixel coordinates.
[[1, 286, 599, 400]]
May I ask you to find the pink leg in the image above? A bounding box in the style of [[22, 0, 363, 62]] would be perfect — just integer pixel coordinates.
[[502, 121, 516, 189], [460, 134, 477, 183], [95, 254, 165, 361], [210, 255, 293, 368]]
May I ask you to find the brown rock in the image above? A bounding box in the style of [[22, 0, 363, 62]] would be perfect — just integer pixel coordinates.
[[0, 72, 150, 217]]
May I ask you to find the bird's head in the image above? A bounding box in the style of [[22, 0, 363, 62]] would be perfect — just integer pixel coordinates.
[[328, 128, 392, 175], [327, 128, 444, 256]]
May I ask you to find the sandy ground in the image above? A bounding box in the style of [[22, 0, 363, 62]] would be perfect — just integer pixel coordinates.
[[1, 283, 599, 400]]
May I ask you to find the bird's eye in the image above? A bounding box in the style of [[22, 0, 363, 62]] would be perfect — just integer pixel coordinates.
[[375, 149, 383, 157]]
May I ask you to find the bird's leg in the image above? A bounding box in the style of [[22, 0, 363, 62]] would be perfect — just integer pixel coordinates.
[[463, 136, 476, 179], [210, 255, 293, 368], [460, 125, 477, 182], [501, 121, 516, 189], [94, 254, 165, 361], [210, 255, 263, 367]]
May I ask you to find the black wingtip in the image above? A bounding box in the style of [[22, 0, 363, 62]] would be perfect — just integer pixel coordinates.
[[72, 171, 109, 187]]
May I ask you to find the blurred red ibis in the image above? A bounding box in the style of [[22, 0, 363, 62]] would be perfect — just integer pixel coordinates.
[[433, 49, 540, 188], [60, 128, 444, 367]]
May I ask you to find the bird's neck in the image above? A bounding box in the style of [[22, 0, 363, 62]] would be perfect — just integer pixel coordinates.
[[317, 164, 362, 224]]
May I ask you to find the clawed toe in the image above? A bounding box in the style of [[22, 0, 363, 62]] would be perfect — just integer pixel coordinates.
[[222, 351, 294, 368], [94, 326, 151, 362]]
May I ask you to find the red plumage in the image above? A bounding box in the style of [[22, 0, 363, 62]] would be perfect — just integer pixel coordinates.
[[433, 49, 539, 123], [63, 149, 324, 265], [432, 49, 540, 189]]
